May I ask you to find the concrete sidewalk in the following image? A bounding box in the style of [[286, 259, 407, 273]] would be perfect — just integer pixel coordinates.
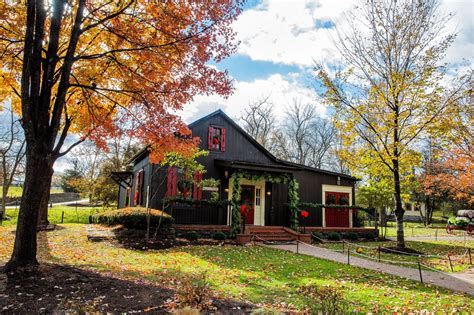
[[264, 242, 474, 296], [5, 199, 90, 209]]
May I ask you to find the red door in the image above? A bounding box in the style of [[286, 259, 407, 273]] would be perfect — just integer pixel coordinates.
[[241, 185, 255, 224], [325, 192, 350, 227]]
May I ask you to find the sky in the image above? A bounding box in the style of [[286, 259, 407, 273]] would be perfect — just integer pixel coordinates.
[[51, 0, 473, 172], [179, 0, 474, 124]]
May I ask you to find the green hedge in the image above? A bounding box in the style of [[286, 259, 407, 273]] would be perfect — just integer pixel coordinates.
[[91, 207, 173, 230]]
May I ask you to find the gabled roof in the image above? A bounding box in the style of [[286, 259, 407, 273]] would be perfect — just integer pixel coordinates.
[[189, 109, 358, 181]]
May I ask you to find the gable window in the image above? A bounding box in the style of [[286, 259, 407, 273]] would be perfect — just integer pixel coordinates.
[[208, 125, 226, 152]]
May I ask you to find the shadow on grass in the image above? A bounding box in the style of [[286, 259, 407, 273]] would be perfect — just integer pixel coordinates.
[[0, 261, 254, 313]]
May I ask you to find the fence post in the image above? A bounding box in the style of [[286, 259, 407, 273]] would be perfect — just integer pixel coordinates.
[[61, 211, 64, 224], [296, 240, 299, 254], [435, 229, 438, 241], [468, 248, 472, 265], [347, 248, 350, 265], [342, 241, 345, 252], [448, 254, 454, 272], [418, 261, 423, 284], [378, 246, 381, 262]]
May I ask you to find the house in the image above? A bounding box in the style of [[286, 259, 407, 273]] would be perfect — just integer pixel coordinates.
[[113, 110, 363, 235]]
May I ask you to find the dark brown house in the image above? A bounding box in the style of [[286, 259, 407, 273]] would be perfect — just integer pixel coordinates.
[[114, 110, 359, 230]]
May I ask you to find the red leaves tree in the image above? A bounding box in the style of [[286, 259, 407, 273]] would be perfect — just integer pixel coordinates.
[[420, 91, 474, 206], [0, 0, 243, 270]]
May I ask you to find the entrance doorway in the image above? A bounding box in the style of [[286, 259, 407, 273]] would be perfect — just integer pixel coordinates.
[[324, 191, 350, 227], [240, 185, 255, 224]]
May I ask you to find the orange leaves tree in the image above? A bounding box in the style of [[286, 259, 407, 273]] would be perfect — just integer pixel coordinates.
[[421, 94, 474, 206], [0, 0, 243, 270]]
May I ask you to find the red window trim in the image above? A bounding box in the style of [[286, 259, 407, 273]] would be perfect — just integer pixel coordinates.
[[208, 125, 226, 152]]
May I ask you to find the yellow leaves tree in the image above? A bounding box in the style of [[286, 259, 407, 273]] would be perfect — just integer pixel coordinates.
[[316, 0, 471, 248], [0, 0, 243, 270]]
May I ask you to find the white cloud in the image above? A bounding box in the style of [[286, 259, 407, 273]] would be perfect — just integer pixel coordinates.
[[441, 0, 474, 65], [233, 0, 356, 66], [180, 73, 326, 123], [233, 0, 472, 68]]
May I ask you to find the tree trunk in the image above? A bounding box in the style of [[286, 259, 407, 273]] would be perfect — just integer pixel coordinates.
[[37, 171, 53, 228], [0, 187, 7, 223], [393, 161, 405, 248], [3, 147, 54, 271]]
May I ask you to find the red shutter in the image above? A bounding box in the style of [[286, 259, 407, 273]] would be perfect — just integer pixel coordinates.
[[197, 173, 203, 200], [133, 172, 139, 205], [192, 172, 203, 200], [171, 167, 177, 196], [208, 126, 213, 150], [221, 127, 226, 151], [166, 167, 177, 197]]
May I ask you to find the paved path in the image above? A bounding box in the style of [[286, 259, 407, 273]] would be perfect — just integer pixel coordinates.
[[388, 236, 473, 241], [5, 199, 90, 209], [264, 242, 474, 296]]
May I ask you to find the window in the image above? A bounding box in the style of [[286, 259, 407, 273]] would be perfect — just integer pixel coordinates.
[[255, 188, 261, 206], [208, 125, 226, 151]]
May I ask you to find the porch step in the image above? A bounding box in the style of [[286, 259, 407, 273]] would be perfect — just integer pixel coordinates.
[[245, 226, 297, 243]]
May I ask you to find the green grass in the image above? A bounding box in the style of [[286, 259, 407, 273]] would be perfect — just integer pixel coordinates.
[[319, 239, 474, 272], [5, 186, 63, 198], [381, 222, 460, 238], [0, 224, 472, 312], [1, 205, 106, 227]]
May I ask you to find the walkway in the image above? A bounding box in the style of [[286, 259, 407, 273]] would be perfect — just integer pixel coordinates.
[[5, 199, 90, 209], [388, 235, 473, 241], [264, 242, 474, 296]]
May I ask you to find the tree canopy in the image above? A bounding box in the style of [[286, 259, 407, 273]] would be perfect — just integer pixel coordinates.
[[0, 0, 243, 162]]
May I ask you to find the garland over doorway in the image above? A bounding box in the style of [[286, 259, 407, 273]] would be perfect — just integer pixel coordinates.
[[229, 170, 300, 236]]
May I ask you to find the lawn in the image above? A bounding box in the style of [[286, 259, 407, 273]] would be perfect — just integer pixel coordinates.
[[0, 224, 472, 313], [319, 239, 474, 272], [381, 222, 466, 238], [1, 205, 106, 227], [6, 186, 63, 198]]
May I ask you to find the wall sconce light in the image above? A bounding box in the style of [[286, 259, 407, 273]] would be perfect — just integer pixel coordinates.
[[266, 190, 271, 196], [224, 188, 229, 193], [224, 170, 229, 178]]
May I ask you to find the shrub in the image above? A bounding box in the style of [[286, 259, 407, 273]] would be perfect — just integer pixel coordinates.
[[363, 231, 378, 241], [327, 232, 342, 241], [174, 273, 213, 310], [343, 232, 358, 241], [183, 231, 200, 241], [91, 207, 173, 230], [312, 232, 324, 242], [298, 283, 346, 314], [212, 231, 227, 240]]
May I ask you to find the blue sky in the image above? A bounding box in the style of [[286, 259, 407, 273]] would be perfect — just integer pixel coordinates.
[[181, 0, 474, 123]]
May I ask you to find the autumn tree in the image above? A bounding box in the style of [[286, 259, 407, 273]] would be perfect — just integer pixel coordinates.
[[421, 93, 474, 206], [316, 0, 471, 248], [0, 0, 243, 270]]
